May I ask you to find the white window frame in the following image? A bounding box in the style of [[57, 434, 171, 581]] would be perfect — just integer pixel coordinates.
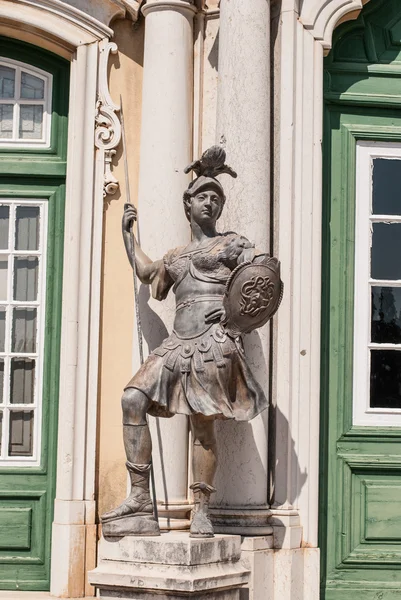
[[0, 198, 48, 465], [354, 141, 401, 426], [0, 58, 53, 148]]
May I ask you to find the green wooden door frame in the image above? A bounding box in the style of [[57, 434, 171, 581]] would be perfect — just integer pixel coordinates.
[[0, 38, 69, 590]]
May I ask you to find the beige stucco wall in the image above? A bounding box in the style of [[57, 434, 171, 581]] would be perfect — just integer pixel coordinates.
[[97, 17, 144, 518]]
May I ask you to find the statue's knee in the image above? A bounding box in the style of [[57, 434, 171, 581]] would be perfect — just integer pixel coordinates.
[[121, 388, 149, 425], [121, 389, 134, 413], [192, 422, 216, 450], [195, 435, 216, 450]]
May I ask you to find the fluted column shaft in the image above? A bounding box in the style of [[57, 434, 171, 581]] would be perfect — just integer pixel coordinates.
[[214, 0, 272, 534]]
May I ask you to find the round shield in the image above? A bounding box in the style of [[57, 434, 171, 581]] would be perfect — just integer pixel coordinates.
[[222, 258, 283, 336]]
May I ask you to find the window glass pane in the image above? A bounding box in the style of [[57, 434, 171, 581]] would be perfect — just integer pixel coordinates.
[[20, 72, 44, 100], [0, 307, 5, 353], [0, 206, 10, 249], [372, 286, 401, 343], [0, 66, 15, 99], [15, 206, 40, 251], [0, 360, 4, 405], [0, 104, 13, 139], [371, 223, 401, 280], [8, 410, 33, 456], [13, 257, 38, 301], [19, 105, 43, 140], [0, 257, 7, 302], [12, 307, 37, 353], [373, 159, 401, 216], [371, 350, 401, 408], [10, 358, 35, 405]]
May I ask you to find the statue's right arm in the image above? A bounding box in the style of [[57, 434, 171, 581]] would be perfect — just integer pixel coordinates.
[[122, 203, 160, 285]]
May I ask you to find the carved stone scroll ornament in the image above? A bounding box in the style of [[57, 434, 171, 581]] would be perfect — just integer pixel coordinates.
[[95, 41, 122, 198]]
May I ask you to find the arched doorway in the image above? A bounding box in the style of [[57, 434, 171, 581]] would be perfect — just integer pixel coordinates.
[[321, 0, 401, 597]]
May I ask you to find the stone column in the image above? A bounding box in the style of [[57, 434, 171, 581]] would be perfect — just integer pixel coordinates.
[[213, 0, 272, 534], [134, 0, 197, 529]]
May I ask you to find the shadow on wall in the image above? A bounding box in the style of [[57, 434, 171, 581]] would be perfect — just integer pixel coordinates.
[[270, 403, 308, 509], [138, 284, 169, 351], [208, 27, 219, 71]]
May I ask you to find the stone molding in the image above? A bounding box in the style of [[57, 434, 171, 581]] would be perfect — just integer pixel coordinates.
[[299, 0, 372, 51], [142, 0, 197, 17], [95, 41, 121, 198], [0, 0, 114, 45], [121, 0, 144, 20]]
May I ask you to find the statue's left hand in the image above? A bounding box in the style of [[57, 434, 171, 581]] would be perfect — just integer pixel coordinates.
[[205, 307, 226, 324]]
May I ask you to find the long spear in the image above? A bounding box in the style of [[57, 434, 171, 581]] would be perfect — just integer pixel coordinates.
[[120, 97, 158, 524]]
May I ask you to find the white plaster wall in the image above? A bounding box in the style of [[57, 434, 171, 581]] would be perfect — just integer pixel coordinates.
[[200, 13, 219, 152]]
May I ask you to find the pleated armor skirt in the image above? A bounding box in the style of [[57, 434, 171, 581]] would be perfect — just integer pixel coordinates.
[[125, 323, 268, 421]]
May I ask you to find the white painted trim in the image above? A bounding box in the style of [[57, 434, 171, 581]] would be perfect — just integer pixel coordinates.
[[272, 10, 324, 549], [50, 40, 100, 598], [353, 141, 401, 427], [55, 41, 98, 504]]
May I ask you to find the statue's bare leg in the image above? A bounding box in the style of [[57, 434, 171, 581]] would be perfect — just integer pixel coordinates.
[[189, 414, 217, 538], [101, 388, 160, 536]]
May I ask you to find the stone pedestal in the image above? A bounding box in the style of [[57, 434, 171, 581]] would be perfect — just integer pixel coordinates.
[[89, 532, 249, 599]]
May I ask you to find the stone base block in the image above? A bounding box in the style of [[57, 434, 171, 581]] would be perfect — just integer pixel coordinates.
[[210, 507, 273, 536], [94, 590, 239, 600], [89, 532, 249, 599]]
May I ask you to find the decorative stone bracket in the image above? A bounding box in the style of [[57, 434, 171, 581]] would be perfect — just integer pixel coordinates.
[[95, 41, 122, 198], [122, 0, 144, 21]]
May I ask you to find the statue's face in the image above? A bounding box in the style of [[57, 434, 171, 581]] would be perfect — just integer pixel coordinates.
[[190, 189, 223, 225]]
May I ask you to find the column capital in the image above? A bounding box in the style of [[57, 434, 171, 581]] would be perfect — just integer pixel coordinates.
[[142, 0, 197, 17]]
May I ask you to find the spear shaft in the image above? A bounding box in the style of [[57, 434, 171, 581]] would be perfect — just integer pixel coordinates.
[[119, 98, 158, 523]]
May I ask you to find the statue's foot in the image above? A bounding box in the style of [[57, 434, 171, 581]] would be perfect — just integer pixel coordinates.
[[189, 511, 215, 538], [102, 514, 160, 538], [101, 494, 153, 523]]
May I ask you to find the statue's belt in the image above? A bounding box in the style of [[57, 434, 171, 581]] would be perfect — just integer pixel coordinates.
[[175, 295, 223, 312], [152, 324, 241, 373]]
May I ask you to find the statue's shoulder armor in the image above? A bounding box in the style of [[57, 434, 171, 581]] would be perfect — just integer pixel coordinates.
[[164, 245, 186, 267]]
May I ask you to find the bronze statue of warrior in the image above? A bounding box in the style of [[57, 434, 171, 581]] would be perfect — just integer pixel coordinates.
[[101, 146, 282, 538]]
